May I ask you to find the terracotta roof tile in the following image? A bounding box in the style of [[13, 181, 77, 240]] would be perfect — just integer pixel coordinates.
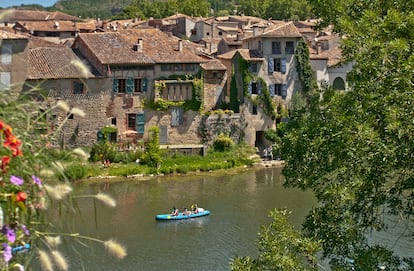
[[309, 46, 344, 67], [28, 46, 94, 79], [15, 20, 77, 32], [260, 22, 302, 38], [201, 58, 226, 70], [1, 9, 79, 22], [0, 29, 26, 39], [76, 28, 205, 65]]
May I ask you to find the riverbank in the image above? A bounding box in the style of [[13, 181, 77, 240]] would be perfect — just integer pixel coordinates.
[[86, 154, 284, 182]]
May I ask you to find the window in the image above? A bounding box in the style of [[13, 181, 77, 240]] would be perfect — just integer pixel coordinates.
[[285, 41, 294, 54], [134, 79, 141, 93], [250, 62, 258, 73], [206, 32, 210, 36], [127, 114, 136, 130], [275, 84, 282, 96], [111, 118, 117, 125], [1, 44, 12, 64], [171, 107, 183, 126], [173, 64, 183, 71], [251, 82, 258, 94], [113, 78, 126, 94], [185, 64, 195, 71], [218, 31, 223, 36], [274, 58, 281, 72], [272, 58, 286, 73], [252, 105, 258, 115], [0, 72, 11, 90], [333, 77, 345, 90], [161, 64, 169, 71], [271, 41, 281, 54], [136, 112, 145, 134], [73, 81, 84, 94]]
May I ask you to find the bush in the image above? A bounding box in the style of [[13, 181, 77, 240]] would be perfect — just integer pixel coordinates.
[[58, 162, 87, 182], [213, 133, 234, 152]]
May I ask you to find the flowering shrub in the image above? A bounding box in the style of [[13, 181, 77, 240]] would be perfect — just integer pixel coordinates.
[[0, 119, 127, 270]]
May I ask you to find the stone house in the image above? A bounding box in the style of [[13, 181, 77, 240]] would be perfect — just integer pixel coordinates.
[[0, 30, 62, 96], [238, 21, 303, 101], [64, 28, 216, 147]]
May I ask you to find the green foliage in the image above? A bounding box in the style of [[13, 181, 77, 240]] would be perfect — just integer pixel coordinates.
[[141, 126, 163, 169], [256, 78, 277, 119], [229, 71, 240, 113], [57, 162, 88, 182], [145, 98, 185, 111], [280, 1, 414, 269], [231, 208, 321, 270], [114, 0, 210, 20], [237, 0, 313, 21], [295, 41, 319, 98], [213, 133, 235, 152], [89, 141, 116, 162]]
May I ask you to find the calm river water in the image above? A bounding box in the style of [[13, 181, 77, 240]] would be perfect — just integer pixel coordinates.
[[28, 167, 413, 270]]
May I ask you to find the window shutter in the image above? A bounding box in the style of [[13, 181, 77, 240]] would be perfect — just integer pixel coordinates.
[[136, 112, 145, 134], [126, 77, 134, 93], [281, 58, 286, 73], [269, 84, 275, 97], [268, 58, 274, 74], [247, 82, 252, 95], [112, 79, 118, 94], [171, 107, 183, 126], [281, 84, 288, 97], [257, 81, 262, 95], [142, 78, 148, 92]]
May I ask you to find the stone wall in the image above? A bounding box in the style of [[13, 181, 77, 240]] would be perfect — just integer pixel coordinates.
[[200, 113, 246, 146]]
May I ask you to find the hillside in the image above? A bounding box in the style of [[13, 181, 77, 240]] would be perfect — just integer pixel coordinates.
[[52, 0, 135, 19]]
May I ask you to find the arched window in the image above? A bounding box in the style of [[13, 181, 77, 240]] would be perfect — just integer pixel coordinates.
[[333, 77, 345, 90]]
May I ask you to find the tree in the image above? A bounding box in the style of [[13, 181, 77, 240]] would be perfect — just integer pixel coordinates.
[[280, 0, 414, 269], [231, 208, 321, 271], [232, 1, 414, 270], [237, 0, 313, 21]]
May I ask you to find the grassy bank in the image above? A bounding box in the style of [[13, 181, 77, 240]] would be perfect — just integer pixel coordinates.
[[60, 144, 259, 181]]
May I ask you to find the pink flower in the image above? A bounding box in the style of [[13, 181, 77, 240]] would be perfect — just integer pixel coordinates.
[[10, 175, 23, 186]]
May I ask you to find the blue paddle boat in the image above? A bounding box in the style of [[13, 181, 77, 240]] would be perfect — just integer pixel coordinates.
[[155, 208, 210, 221]]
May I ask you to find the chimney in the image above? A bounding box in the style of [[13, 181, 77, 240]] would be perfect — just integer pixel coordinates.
[[178, 39, 183, 51], [252, 25, 258, 36], [316, 41, 321, 54], [133, 38, 143, 52]]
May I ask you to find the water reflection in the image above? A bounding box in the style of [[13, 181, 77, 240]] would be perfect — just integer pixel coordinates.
[[31, 167, 316, 271]]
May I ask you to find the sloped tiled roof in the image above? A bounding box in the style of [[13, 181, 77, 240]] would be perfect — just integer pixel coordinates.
[[0, 29, 26, 39], [201, 58, 226, 70], [260, 22, 302, 38], [217, 49, 264, 61], [28, 46, 94, 79], [222, 37, 243, 46], [76, 28, 206, 65], [309, 46, 344, 67], [0, 9, 79, 22], [15, 20, 77, 32]]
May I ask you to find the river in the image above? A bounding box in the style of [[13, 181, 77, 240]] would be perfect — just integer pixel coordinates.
[[28, 167, 412, 270]]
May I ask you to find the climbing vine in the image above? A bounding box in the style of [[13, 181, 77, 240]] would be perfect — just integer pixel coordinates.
[[238, 57, 276, 119], [295, 41, 318, 94], [146, 73, 203, 112]]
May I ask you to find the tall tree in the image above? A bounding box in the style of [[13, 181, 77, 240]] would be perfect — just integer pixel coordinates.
[[232, 0, 414, 270], [281, 0, 414, 269]]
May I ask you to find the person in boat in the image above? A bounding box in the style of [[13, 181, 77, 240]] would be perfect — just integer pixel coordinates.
[[183, 207, 191, 216], [191, 203, 198, 214], [171, 206, 179, 216]]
